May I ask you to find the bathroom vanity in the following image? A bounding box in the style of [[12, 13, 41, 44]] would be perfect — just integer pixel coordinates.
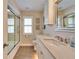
[[34, 35, 75, 59]]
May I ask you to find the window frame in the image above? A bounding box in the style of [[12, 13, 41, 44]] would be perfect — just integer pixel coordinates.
[[24, 16, 33, 34], [63, 14, 75, 28], [8, 15, 15, 33]]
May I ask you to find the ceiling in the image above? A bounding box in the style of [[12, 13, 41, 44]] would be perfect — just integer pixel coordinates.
[[58, 0, 75, 10], [10, 0, 75, 12], [15, 0, 46, 12]]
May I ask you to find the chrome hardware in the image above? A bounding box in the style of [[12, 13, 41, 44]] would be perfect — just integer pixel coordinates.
[[3, 43, 8, 48], [40, 51, 43, 55]]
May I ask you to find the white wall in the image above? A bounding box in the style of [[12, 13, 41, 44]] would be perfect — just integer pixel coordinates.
[[43, 6, 75, 42], [44, 25, 75, 39]]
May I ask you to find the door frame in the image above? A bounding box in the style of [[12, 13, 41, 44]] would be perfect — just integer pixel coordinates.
[[3, 0, 8, 59]]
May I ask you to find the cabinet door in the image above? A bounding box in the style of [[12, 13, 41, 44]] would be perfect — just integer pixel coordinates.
[[38, 40, 55, 59], [36, 42, 44, 59], [42, 47, 55, 59], [36, 38, 56, 59], [39, 49, 44, 59]]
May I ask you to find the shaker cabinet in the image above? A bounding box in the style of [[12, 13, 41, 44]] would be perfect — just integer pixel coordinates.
[[35, 38, 55, 59]]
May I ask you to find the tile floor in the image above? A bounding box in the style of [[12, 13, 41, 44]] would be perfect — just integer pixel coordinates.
[[13, 46, 38, 59]]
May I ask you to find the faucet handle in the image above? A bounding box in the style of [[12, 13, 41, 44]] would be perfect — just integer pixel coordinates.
[[55, 36, 60, 40], [64, 38, 69, 44], [60, 37, 63, 42], [65, 39, 67, 44]]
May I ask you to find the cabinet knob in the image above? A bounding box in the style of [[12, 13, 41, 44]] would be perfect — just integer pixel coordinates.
[[40, 51, 43, 55]]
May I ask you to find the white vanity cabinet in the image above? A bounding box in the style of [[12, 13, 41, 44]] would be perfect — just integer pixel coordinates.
[[35, 40, 44, 59], [35, 38, 55, 59]]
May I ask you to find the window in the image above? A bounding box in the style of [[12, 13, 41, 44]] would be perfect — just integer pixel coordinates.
[[67, 16, 75, 27], [24, 17, 32, 33], [63, 15, 75, 28], [8, 15, 14, 33]]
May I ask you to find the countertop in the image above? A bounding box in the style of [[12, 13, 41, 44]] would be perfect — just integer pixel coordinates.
[[36, 34, 75, 59]]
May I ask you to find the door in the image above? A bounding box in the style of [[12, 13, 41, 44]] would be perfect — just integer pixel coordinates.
[[15, 16, 20, 45], [3, 0, 8, 59]]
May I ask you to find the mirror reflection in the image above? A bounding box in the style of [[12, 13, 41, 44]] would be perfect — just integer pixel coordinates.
[[56, 0, 75, 32]]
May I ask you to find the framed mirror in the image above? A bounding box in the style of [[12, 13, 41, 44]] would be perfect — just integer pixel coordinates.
[[63, 13, 75, 28], [55, 0, 75, 32]]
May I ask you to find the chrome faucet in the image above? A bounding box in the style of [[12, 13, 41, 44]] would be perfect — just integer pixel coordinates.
[[64, 38, 70, 44], [55, 36, 64, 42], [55, 36, 60, 40]]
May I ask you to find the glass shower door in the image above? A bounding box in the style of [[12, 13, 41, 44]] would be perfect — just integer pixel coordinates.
[[8, 11, 15, 53], [14, 16, 20, 45], [8, 9, 20, 54]]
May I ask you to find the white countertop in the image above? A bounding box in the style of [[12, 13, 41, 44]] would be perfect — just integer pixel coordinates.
[[36, 34, 75, 59]]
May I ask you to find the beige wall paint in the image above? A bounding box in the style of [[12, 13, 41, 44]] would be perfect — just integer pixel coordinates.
[[20, 11, 43, 45], [3, 0, 8, 45], [3, 0, 8, 59]]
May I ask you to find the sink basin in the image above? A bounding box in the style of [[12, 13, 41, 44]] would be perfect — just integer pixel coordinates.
[[43, 39, 67, 47], [43, 39, 59, 46]]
